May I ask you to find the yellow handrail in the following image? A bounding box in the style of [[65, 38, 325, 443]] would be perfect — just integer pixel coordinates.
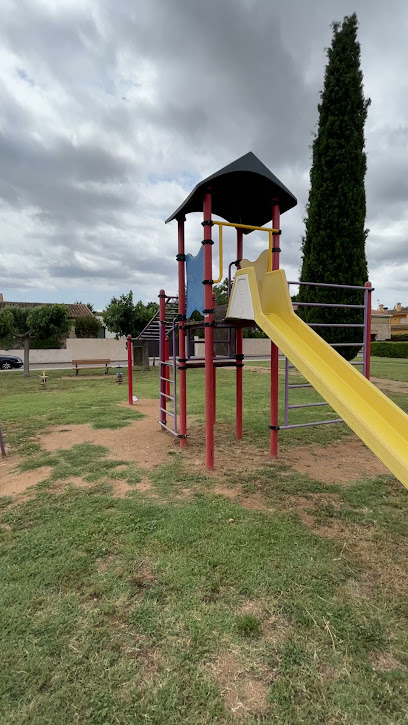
[[212, 220, 279, 233], [213, 223, 223, 284], [211, 220, 280, 281]]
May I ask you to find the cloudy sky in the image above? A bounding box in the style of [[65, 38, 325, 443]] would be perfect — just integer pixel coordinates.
[[0, 0, 407, 310]]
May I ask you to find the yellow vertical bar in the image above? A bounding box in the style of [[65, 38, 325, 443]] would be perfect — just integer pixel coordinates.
[[213, 224, 223, 283], [268, 230, 272, 272]]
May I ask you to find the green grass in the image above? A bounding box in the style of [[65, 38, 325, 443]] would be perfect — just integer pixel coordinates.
[[371, 357, 408, 382], [0, 362, 408, 723]]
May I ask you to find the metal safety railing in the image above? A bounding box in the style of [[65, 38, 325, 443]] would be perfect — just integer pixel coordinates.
[[280, 279, 373, 431]]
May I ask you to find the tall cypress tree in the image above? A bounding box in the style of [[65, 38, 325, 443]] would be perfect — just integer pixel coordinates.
[[299, 13, 370, 360]]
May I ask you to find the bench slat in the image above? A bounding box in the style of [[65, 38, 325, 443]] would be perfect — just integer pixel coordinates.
[[71, 359, 111, 375], [72, 360, 110, 365]]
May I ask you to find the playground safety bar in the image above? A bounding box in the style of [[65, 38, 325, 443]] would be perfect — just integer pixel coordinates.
[[280, 419, 343, 430], [288, 280, 374, 291], [212, 221, 279, 233], [308, 323, 365, 328], [288, 402, 329, 409], [282, 278, 372, 430], [288, 383, 313, 389], [295, 302, 365, 309]]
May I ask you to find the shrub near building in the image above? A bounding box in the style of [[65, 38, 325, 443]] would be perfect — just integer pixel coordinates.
[[371, 342, 408, 358], [74, 315, 100, 339]]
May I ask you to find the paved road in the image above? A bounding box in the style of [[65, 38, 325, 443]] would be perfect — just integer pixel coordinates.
[[1, 356, 275, 373]]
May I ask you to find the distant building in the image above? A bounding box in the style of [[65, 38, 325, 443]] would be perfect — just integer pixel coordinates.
[[371, 307, 392, 341], [386, 302, 408, 336]]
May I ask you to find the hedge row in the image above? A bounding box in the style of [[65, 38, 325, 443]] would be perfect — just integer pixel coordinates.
[[371, 341, 408, 358]]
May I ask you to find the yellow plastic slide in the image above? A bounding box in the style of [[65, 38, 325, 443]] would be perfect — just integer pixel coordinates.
[[227, 266, 408, 490]]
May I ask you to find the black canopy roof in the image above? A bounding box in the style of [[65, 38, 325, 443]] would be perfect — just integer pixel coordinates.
[[165, 152, 297, 232]]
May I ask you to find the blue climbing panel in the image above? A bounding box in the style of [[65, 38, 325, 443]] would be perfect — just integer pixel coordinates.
[[186, 246, 204, 319]]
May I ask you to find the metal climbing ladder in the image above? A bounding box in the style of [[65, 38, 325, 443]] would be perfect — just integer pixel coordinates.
[[157, 293, 179, 436]]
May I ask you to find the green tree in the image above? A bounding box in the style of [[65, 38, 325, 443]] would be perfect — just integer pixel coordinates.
[[74, 316, 100, 338], [0, 309, 14, 341], [103, 292, 159, 338], [0, 305, 71, 377], [213, 278, 229, 306], [299, 13, 370, 360]]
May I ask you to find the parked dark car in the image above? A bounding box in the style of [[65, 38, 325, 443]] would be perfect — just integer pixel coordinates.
[[0, 355, 23, 370]]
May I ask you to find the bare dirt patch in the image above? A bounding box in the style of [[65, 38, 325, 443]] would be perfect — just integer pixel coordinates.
[[371, 376, 408, 395], [285, 437, 388, 483], [186, 424, 274, 477], [39, 399, 174, 468], [129, 560, 157, 590], [238, 600, 289, 645], [96, 554, 116, 573], [0, 459, 52, 497], [212, 651, 271, 720], [213, 483, 274, 512], [133, 478, 153, 493], [110, 479, 134, 498], [369, 651, 407, 672]]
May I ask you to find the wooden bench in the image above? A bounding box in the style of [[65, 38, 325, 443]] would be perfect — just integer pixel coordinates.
[[72, 359, 111, 375]]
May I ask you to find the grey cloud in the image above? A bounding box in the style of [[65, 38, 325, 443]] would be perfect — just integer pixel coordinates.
[[0, 0, 407, 309]]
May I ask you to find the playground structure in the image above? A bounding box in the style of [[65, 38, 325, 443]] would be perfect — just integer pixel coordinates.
[[127, 152, 408, 488]]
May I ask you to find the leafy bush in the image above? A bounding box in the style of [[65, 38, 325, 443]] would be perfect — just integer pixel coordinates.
[[74, 315, 100, 338], [33, 336, 66, 349], [371, 342, 408, 358], [391, 334, 408, 342]]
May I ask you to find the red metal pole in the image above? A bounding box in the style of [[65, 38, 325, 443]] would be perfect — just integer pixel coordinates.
[[364, 281, 372, 380], [127, 334, 133, 405], [159, 289, 167, 425], [236, 228, 243, 440], [177, 217, 187, 447], [203, 189, 214, 469], [270, 201, 280, 458]]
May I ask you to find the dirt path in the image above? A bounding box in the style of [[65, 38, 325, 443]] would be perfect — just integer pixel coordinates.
[[371, 376, 408, 395], [284, 437, 388, 483], [0, 459, 52, 498], [39, 399, 175, 468], [0, 396, 394, 502]]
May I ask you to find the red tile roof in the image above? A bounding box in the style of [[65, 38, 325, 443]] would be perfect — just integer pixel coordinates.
[[1, 301, 94, 318]]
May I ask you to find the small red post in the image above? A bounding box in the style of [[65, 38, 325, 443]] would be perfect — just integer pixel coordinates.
[[127, 334, 133, 405], [178, 217, 188, 447], [203, 189, 214, 469], [159, 289, 167, 425], [364, 281, 372, 380], [236, 228, 243, 440], [270, 201, 280, 458]]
